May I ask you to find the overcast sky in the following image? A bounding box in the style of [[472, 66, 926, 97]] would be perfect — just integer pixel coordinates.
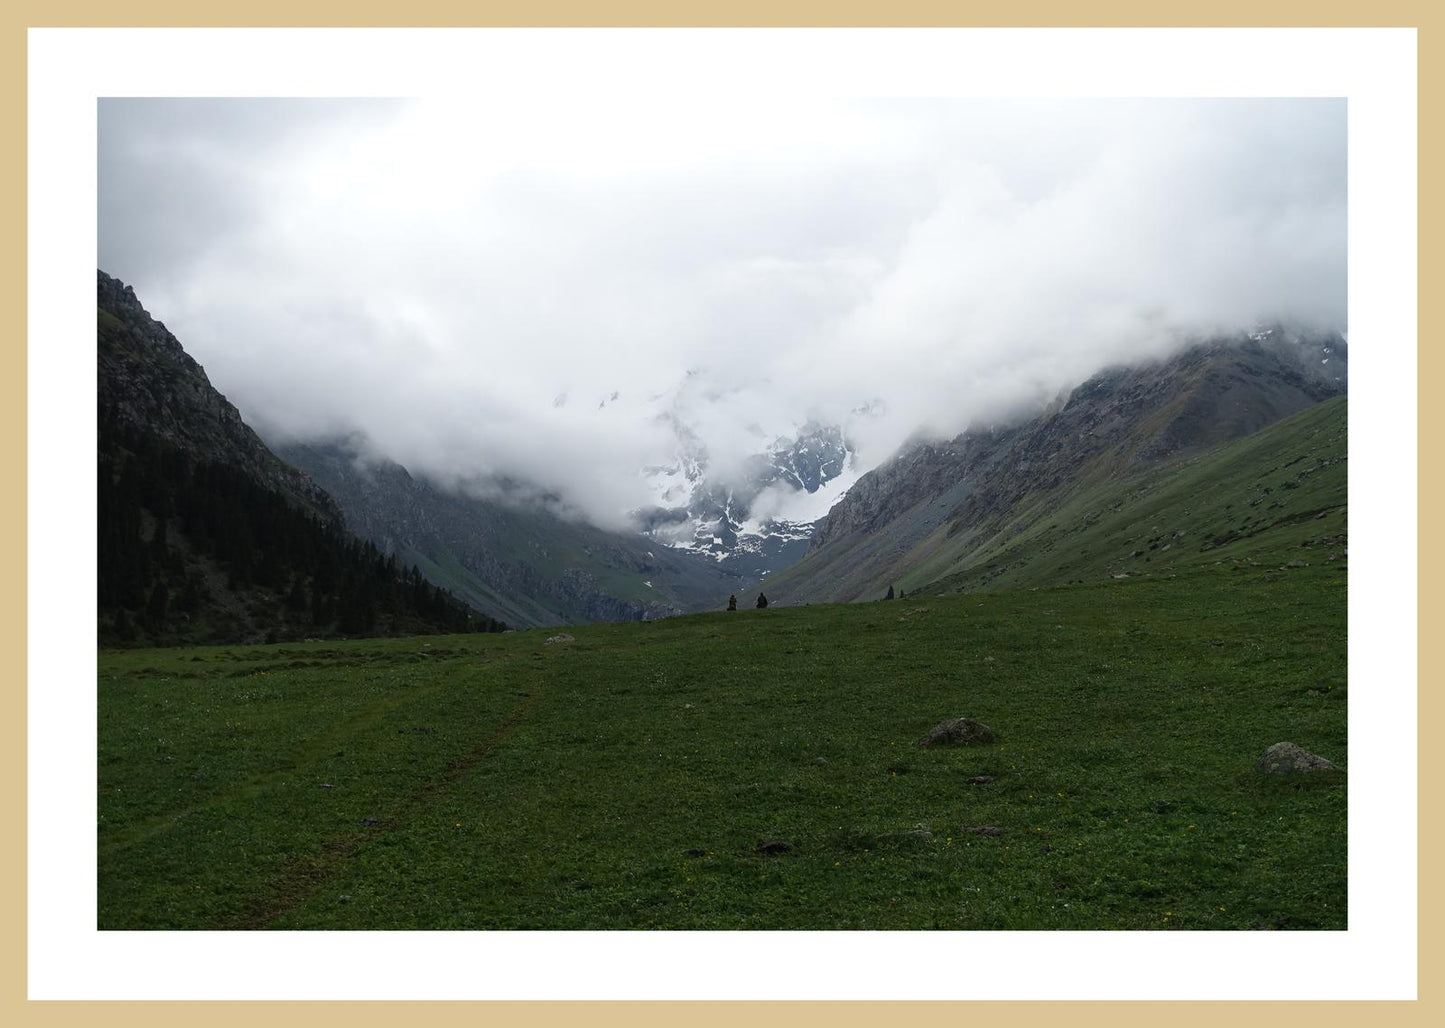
[[98, 97, 1346, 529]]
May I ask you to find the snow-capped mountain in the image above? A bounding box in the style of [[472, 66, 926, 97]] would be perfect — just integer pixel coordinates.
[[635, 420, 863, 580]]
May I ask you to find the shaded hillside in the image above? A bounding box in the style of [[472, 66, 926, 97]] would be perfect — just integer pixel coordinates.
[[767, 331, 1345, 603], [274, 438, 749, 628], [98, 271, 500, 646], [98, 271, 340, 524]]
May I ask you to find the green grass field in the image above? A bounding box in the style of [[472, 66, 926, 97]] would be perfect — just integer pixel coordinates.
[[98, 562, 1346, 930]]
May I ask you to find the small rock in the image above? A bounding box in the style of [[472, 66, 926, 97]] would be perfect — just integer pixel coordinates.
[[812, 756, 828, 766], [1284, 560, 1309, 569], [544, 634, 575, 645], [920, 717, 996, 748], [965, 775, 996, 784], [685, 847, 708, 858], [1255, 742, 1339, 774], [319, 783, 334, 789], [756, 840, 793, 856], [963, 826, 1004, 836]]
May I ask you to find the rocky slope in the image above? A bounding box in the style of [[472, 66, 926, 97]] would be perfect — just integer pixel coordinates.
[[98, 271, 494, 645], [637, 420, 860, 580], [98, 271, 341, 526], [766, 327, 1347, 603]]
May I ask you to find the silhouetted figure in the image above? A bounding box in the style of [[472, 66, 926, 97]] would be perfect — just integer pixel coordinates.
[[727, 594, 738, 611], [756, 593, 769, 609]]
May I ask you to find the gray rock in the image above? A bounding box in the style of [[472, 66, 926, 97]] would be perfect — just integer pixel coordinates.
[[544, 633, 575, 645], [1255, 742, 1338, 774], [919, 717, 996, 748]]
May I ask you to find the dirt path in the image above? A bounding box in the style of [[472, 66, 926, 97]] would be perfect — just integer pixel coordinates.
[[216, 676, 544, 929]]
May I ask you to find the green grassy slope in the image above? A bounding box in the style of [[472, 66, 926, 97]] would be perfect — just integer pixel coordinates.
[[100, 559, 1345, 930], [927, 394, 1347, 594], [771, 396, 1346, 602]]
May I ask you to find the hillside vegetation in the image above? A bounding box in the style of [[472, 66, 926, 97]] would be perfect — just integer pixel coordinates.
[[276, 438, 748, 628], [770, 394, 1346, 603], [99, 554, 1345, 930], [99, 270, 498, 645]]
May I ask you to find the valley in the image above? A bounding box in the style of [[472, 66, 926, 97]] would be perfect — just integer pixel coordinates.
[[99, 559, 1346, 930]]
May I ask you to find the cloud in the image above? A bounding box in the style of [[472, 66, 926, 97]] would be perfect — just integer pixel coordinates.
[[98, 97, 1346, 526]]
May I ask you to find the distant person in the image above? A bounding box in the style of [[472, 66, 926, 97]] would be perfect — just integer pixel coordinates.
[[756, 593, 769, 609], [727, 595, 738, 611]]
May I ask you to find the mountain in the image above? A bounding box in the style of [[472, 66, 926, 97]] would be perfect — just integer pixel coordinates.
[[98, 273, 341, 526], [273, 436, 750, 628], [636, 418, 862, 580], [763, 327, 1347, 604], [97, 271, 499, 645]]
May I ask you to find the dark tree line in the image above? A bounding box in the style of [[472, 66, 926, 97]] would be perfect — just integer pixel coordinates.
[[98, 409, 505, 646]]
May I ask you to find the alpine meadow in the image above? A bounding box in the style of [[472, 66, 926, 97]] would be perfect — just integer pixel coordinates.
[[96, 95, 1349, 934]]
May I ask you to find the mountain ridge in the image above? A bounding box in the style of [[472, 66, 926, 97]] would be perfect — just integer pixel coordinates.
[[97, 271, 497, 645], [767, 327, 1346, 604]]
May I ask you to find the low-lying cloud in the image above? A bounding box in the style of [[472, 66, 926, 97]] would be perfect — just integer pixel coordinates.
[[99, 97, 1345, 529]]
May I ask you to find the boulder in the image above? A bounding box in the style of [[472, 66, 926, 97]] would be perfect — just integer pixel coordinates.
[[1255, 742, 1338, 774]]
